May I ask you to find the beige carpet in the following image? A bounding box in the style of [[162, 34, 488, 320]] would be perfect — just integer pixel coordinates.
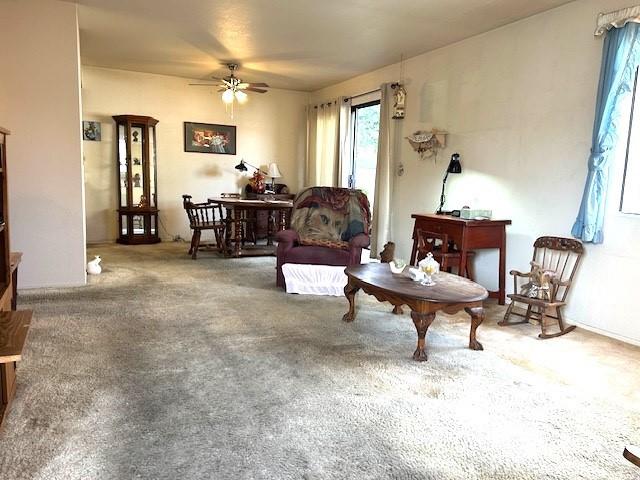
[[0, 242, 638, 479]]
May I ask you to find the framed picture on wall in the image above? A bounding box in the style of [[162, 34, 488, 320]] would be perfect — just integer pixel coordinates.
[[184, 122, 236, 155], [82, 121, 101, 141]]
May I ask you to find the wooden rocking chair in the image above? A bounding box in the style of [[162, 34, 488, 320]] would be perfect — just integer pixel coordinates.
[[499, 236, 583, 339]]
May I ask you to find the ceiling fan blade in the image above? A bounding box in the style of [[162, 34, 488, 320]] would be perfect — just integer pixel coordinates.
[[244, 87, 268, 93], [218, 88, 227, 92], [189, 83, 219, 86], [237, 82, 270, 90]]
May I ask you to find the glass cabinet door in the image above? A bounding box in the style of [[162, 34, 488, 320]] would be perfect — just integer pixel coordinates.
[[149, 125, 156, 208], [118, 124, 128, 208], [130, 124, 146, 212]]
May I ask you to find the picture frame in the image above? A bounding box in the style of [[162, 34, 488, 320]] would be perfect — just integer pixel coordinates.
[[82, 121, 101, 141], [184, 122, 236, 155]]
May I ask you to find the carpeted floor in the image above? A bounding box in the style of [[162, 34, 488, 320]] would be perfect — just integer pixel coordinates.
[[0, 242, 639, 479]]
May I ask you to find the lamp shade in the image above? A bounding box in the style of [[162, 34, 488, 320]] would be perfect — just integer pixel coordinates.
[[447, 153, 462, 174], [235, 90, 248, 103], [222, 89, 234, 104], [267, 163, 282, 179], [234, 160, 248, 172]]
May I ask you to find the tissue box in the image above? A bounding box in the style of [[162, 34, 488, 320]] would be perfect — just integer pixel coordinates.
[[460, 209, 492, 219]]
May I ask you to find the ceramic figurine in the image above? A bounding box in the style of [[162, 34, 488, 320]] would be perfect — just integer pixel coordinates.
[[87, 255, 102, 275], [379, 242, 396, 263], [408, 267, 426, 282], [389, 258, 406, 274], [392, 84, 406, 119]]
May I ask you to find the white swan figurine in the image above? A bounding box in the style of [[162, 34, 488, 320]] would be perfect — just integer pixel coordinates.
[[87, 255, 102, 275]]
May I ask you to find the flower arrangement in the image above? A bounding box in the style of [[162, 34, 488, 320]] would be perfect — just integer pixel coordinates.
[[249, 170, 266, 193]]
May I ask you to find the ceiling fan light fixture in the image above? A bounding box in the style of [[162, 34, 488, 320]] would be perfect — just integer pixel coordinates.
[[221, 88, 235, 104], [235, 90, 248, 103]]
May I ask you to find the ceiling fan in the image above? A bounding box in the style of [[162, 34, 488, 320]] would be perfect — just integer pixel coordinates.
[[190, 63, 270, 106]]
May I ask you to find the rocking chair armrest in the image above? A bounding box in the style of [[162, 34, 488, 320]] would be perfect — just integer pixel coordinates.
[[510, 269, 532, 277], [551, 277, 572, 287]]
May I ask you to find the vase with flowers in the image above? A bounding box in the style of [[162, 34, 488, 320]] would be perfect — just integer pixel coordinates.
[[249, 170, 266, 193]]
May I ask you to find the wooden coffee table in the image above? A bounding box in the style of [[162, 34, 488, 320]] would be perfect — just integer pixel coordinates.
[[343, 263, 488, 361]]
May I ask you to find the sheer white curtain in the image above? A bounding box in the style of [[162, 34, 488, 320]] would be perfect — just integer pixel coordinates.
[[370, 83, 396, 257], [338, 97, 352, 187], [306, 100, 337, 186]]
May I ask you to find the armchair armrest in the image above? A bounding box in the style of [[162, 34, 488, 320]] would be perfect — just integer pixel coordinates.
[[347, 233, 370, 266], [275, 229, 299, 246], [349, 233, 370, 249], [510, 269, 531, 277]]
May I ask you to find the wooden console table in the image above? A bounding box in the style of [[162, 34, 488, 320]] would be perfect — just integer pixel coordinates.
[[410, 214, 512, 304]]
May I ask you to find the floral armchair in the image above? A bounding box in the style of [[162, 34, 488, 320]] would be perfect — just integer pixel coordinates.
[[275, 187, 371, 288]]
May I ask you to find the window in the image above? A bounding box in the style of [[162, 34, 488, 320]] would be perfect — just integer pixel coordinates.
[[621, 66, 640, 214], [347, 100, 380, 205]]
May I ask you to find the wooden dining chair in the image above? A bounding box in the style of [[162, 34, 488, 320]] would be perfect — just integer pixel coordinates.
[[182, 195, 226, 259], [499, 236, 583, 339], [415, 229, 474, 280]]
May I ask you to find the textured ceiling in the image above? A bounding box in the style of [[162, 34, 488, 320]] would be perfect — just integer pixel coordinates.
[[70, 0, 576, 91]]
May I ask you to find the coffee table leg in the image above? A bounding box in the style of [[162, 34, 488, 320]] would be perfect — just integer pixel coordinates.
[[342, 280, 360, 322], [465, 306, 485, 351], [410, 311, 436, 361]]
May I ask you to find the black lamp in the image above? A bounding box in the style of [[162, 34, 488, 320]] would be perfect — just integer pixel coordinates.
[[436, 153, 462, 215], [234, 159, 268, 176]]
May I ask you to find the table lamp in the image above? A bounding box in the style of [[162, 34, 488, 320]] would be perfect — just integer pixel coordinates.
[[436, 153, 462, 215], [267, 163, 282, 191]]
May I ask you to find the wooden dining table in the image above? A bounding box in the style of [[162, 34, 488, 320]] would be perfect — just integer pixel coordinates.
[[207, 197, 294, 257]]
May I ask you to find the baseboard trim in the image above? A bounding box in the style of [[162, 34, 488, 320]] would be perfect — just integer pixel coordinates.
[[570, 320, 640, 347], [505, 299, 640, 347]]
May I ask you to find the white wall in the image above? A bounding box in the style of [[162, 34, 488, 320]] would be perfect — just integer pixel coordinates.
[[311, 0, 640, 345], [0, 0, 86, 288], [82, 66, 307, 242]]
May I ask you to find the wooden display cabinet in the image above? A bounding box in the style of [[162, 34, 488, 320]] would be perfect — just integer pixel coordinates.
[[113, 115, 160, 244], [0, 127, 32, 428]]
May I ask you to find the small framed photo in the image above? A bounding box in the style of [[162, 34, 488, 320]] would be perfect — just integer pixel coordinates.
[[184, 122, 236, 155], [83, 121, 101, 141]]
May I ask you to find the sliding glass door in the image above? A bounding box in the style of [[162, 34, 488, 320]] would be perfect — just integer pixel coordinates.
[[347, 100, 380, 207]]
